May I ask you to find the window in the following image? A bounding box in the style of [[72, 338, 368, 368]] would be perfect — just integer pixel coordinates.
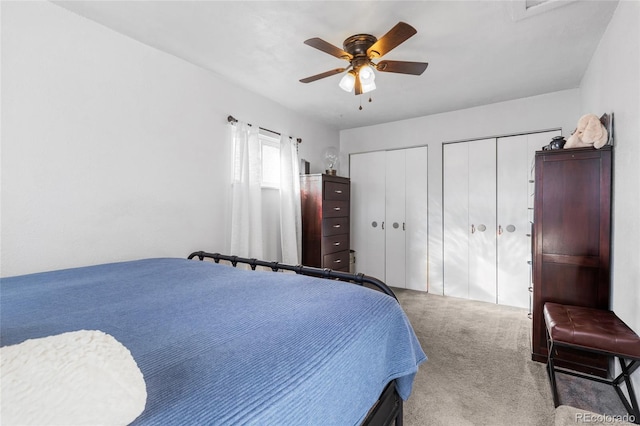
[[260, 130, 280, 189]]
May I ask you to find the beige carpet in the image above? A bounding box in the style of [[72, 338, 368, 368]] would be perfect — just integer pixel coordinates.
[[394, 289, 633, 426]]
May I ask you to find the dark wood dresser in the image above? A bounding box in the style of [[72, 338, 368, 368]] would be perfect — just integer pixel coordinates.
[[531, 146, 612, 376], [300, 174, 350, 271]]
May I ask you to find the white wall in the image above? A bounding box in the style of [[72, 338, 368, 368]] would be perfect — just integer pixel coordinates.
[[579, 0, 640, 389], [0, 1, 339, 277], [341, 89, 580, 294], [580, 0, 639, 327]]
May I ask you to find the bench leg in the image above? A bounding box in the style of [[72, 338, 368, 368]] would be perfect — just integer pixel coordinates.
[[613, 359, 640, 423], [545, 329, 560, 407]]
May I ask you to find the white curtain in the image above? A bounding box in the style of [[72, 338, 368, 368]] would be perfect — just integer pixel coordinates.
[[279, 135, 301, 264], [229, 121, 263, 260], [228, 122, 301, 264]]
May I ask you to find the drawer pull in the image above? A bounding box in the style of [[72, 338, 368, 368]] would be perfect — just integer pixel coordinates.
[[334, 259, 342, 263], [334, 190, 343, 194], [333, 207, 341, 211], [333, 242, 341, 246], [333, 224, 341, 228]]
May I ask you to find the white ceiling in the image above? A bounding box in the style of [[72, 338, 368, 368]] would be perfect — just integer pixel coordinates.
[[52, 0, 619, 130]]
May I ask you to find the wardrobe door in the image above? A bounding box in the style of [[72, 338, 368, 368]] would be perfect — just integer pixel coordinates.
[[443, 142, 470, 299], [385, 150, 407, 288], [350, 151, 386, 280], [467, 139, 497, 303], [405, 146, 429, 291]]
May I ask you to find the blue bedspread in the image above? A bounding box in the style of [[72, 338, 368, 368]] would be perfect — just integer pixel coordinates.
[[1, 258, 426, 425]]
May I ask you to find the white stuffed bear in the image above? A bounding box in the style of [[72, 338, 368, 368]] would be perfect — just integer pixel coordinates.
[[564, 113, 608, 149]]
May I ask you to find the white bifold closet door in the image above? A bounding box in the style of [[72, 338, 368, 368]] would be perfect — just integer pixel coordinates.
[[350, 151, 386, 282], [443, 138, 496, 303], [405, 148, 429, 290], [350, 147, 428, 290], [443, 131, 559, 308], [496, 132, 560, 307], [385, 150, 407, 288]]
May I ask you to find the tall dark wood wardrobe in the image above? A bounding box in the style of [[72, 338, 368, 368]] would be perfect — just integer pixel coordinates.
[[531, 146, 612, 377], [300, 174, 351, 271]]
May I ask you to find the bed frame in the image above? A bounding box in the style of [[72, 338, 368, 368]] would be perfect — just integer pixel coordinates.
[[188, 251, 398, 301], [188, 251, 404, 426]]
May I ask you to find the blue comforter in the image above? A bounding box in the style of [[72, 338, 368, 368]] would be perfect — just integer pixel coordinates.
[[1, 258, 426, 425]]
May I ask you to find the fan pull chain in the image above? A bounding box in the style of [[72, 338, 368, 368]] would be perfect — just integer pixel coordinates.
[[358, 96, 373, 111]]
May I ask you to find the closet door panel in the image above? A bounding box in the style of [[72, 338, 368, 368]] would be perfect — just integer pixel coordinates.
[[526, 131, 560, 215], [467, 139, 497, 303], [527, 131, 561, 219], [497, 131, 560, 308], [405, 147, 429, 291], [385, 150, 407, 288], [443, 142, 470, 299], [496, 135, 530, 308], [350, 152, 386, 280]]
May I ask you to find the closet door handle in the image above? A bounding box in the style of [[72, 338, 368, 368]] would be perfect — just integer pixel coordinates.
[[498, 225, 503, 235], [382, 221, 385, 230], [471, 224, 476, 234]]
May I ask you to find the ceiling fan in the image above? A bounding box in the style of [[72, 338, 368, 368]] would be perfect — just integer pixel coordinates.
[[299, 22, 428, 95]]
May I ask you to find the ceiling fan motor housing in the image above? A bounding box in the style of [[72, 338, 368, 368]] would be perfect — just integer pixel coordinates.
[[343, 34, 378, 59]]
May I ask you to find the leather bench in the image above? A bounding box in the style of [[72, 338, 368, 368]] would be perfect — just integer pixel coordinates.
[[543, 302, 640, 424]]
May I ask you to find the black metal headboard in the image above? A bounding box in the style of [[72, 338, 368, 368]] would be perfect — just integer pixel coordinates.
[[188, 251, 397, 301]]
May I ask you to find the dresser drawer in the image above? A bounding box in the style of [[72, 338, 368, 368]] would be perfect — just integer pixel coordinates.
[[322, 234, 349, 255], [324, 181, 349, 201], [323, 200, 349, 218], [322, 217, 349, 236], [323, 250, 349, 270]]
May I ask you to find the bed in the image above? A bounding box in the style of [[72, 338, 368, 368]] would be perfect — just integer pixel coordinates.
[[0, 252, 426, 425]]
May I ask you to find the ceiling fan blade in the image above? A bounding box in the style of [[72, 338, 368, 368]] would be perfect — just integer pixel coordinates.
[[354, 72, 363, 95], [376, 60, 428, 75], [299, 68, 347, 83], [367, 22, 417, 59], [304, 38, 353, 60]]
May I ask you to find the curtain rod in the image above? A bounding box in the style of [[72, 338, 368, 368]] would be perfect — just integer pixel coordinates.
[[227, 115, 302, 144]]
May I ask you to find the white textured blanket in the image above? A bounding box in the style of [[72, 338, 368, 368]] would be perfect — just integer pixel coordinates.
[[0, 330, 147, 425]]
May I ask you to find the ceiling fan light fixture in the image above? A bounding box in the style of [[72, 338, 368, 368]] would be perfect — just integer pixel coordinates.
[[361, 79, 376, 94], [358, 64, 375, 84], [339, 71, 356, 92]]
